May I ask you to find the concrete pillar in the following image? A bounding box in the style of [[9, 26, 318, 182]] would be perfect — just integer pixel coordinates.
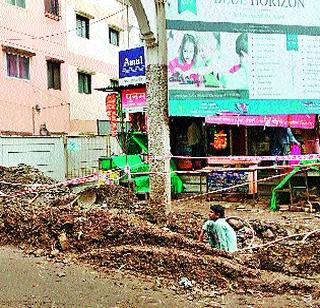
[[146, 64, 171, 218], [128, 0, 171, 221], [146, 0, 171, 220]]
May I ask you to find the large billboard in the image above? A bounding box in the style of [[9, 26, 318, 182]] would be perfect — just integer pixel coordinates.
[[166, 0, 320, 116]]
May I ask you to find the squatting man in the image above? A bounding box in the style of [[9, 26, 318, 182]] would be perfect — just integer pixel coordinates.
[[198, 204, 238, 252]]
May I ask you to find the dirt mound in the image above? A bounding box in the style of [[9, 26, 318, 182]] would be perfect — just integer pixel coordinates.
[[1, 203, 319, 297], [81, 185, 139, 211], [0, 205, 227, 256], [0, 164, 55, 188], [0, 204, 261, 289], [257, 238, 320, 276], [80, 246, 258, 285], [165, 211, 203, 240], [0, 165, 319, 298], [0, 165, 138, 211], [0, 164, 75, 207], [248, 219, 289, 238]]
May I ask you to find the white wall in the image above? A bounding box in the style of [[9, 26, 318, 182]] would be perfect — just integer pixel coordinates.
[[68, 66, 110, 122], [66, 0, 132, 133], [0, 137, 65, 180], [66, 0, 127, 61]]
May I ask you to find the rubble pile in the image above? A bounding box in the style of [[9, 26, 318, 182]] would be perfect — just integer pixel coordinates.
[[164, 213, 300, 246], [0, 164, 75, 207], [0, 164, 138, 210], [247, 219, 289, 239], [257, 237, 320, 276], [0, 164, 55, 188], [0, 205, 227, 256], [80, 246, 259, 286], [81, 185, 139, 211], [0, 204, 261, 288], [0, 165, 319, 298], [165, 211, 204, 240], [1, 202, 319, 296]]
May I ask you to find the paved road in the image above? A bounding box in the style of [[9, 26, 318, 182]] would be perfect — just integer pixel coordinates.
[[0, 246, 199, 308], [1, 246, 317, 307]]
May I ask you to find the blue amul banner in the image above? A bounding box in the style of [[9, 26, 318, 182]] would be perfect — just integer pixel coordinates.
[[119, 47, 145, 79]]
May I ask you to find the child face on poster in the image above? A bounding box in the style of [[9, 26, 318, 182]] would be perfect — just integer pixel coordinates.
[[180, 34, 197, 64], [198, 32, 220, 64]]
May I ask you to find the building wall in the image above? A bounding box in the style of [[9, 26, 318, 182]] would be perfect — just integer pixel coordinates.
[[127, 8, 142, 48], [0, 0, 69, 135], [66, 0, 129, 134], [0, 0, 141, 136]]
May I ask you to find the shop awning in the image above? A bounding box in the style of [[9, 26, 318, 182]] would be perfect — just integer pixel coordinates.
[[205, 114, 316, 129]]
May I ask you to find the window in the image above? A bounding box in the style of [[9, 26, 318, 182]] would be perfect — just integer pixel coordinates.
[[47, 60, 61, 90], [6, 0, 25, 8], [6, 53, 30, 79], [109, 28, 119, 46], [78, 72, 91, 94], [110, 79, 118, 88], [44, 0, 60, 17], [76, 15, 89, 39]]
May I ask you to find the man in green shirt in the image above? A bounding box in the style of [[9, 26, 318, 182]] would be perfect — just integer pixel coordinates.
[[198, 204, 238, 252]]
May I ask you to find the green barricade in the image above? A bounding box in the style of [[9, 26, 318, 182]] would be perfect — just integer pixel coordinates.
[[270, 159, 320, 211], [99, 154, 183, 194]]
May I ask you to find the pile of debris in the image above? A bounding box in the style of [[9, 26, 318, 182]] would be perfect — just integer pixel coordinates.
[[0, 165, 319, 298], [0, 203, 260, 287], [257, 237, 320, 276], [165, 211, 203, 240], [1, 202, 319, 295], [0, 164, 55, 188], [80, 185, 139, 211], [0, 164, 74, 207], [0, 164, 139, 210]]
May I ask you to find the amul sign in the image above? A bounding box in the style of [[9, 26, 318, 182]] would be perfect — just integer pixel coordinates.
[[119, 47, 146, 86]]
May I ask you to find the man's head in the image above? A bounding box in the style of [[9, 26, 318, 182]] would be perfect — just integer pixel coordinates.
[[208, 204, 225, 220]]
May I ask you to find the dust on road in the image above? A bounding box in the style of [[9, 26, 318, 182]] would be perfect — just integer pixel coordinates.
[[0, 246, 202, 308]]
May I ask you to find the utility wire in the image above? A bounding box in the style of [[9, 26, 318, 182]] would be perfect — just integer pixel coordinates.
[[2, 8, 126, 42], [0, 7, 127, 122]]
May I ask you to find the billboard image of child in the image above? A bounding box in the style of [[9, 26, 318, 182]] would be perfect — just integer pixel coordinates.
[[168, 31, 223, 88], [220, 33, 249, 90], [168, 33, 200, 85], [195, 32, 222, 87]]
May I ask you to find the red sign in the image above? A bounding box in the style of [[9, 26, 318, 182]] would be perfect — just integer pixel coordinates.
[[121, 87, 147, 112], [106, 94, 118, 137]]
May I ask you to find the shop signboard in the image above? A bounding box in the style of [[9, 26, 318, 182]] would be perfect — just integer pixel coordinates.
[[106, 94, 118, 137], [121, 87, 147, 113], [205, 114, 315, 129], [119, 46, 146, 86], [166, 0, 320, 116]]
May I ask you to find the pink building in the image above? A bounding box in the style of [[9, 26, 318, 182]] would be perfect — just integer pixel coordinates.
[[0, 0, 69, 135], [0, 0, 133, 135]]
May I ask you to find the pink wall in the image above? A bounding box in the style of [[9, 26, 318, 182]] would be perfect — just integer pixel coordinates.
[[0, 1, 69, 135]]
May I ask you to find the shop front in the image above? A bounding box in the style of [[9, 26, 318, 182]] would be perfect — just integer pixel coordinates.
[[169, 114, 320, 195], [165, 0, 320, 196]]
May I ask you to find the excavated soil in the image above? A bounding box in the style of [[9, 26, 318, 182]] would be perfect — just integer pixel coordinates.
[[0, 165, 320, 306]]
